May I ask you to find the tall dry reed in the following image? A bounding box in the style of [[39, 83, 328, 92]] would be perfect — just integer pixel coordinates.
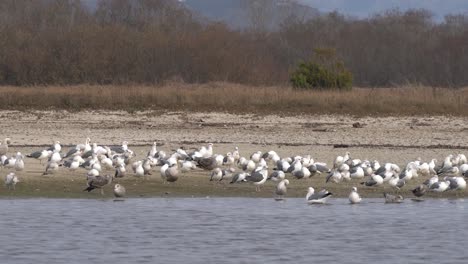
[[0, 83, 467, 116]]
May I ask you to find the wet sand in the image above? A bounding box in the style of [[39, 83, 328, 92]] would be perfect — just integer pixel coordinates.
[[0, 110, 467, 198]]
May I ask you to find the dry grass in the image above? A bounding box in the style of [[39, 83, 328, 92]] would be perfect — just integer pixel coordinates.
[[1, 83, 468, 116]]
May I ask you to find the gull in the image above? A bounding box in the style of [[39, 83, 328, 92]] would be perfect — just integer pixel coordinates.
[[43, 161, 59, 175], [230, 172, 249, 184], [360, 174, 384, 187], [293, 166, 311, 179], [86, 168, 100, 177], [384, 193, 404, 203], [263, 150, 281, 163], [275, 179, 289, 200], [160, 163, 169, 183], [14, 152, 25, 171], [388, 175, 406, 192], [63, 137, 90, 158], [308, 163, 331, 176], [418, 161, 431, 177], [111, 141, 129, 154], [349, 165, 365, 179], [142, 157, 153, 175], [113, 184, 126, 198], [221, 168, 236, 181], [26, 149, 52, 164], [147, 142, 158, 157], [49, 150, 62, 164], [268, 170, 285, 181], [275, 159, 291, 173], [244, 159, 256, 172], [445, 176, 467, 191], [460, 163, 468, 177], [412, 184, 428, 198], [210, 168, 223, 182], [430, 180, 450, 193], [0, 138, 11, 156], [437, 166, 459, 177], [334, 151, 350, 169], [134, 160, 144, 177], [179, 160, 196, 172], [423, 175, 439, 188], [165, 163, 179, 183], [306, 187, 333, 204], [83, 174, 113, 195], [232, 147, 240, 161], [214, 154, 225, 167], [326, 169, 342, 183], [195, 156, 218, 171], [205, 143, 214, 157], [4, 172, 19, 190], [348, 187, 362, 204], [246, 166, 268, 192], [48, 141, 62, 153], [223, 152, 235, 166], [62, 156, 82, 171], [99, 155, 114, 170], [114, 163, 126, 178], [250, 151, 262, 163], [3, 155, 16, 169]]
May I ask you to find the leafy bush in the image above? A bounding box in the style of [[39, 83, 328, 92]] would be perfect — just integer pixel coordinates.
[[290, 48, 353, 90]]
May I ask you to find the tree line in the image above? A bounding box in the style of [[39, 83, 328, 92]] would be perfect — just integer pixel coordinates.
[[0, 0, 467, 87]]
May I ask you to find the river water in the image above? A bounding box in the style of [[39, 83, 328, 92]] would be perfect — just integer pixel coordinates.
[[0, 198, 466, 264]]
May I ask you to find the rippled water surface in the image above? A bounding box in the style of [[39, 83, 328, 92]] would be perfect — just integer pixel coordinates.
[[0, 198, 466, 264]]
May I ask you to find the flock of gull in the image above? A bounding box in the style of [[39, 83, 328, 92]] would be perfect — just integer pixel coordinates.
[[1, 136, 468, 204]]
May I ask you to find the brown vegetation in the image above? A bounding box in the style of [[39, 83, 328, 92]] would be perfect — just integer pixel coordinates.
[[1, 83, 467, 115], [0, 0, 467, 87]]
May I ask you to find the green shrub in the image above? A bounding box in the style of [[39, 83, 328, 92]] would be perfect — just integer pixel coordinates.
[[290, 48, 353, 90]]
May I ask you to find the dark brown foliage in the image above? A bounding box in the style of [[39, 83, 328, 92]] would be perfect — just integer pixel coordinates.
[[0, 1, 467, 87]]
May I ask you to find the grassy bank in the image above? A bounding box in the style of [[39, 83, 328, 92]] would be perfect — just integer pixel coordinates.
[[0, 83, 467, 116]]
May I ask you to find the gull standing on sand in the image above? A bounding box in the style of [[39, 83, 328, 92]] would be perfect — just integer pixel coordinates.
[[63, 156, 82, 171], [210, 168, 223, 182], [430, 180, 451, 193], [133, 160, 144, 177], [63, 137, 90, 158], [348, 187, 362, 204], [111, 141, 129, 154], [14, 152, 25, 171], [48, 141, 62, 153], [230, 171, 248, 184], [196, 156, 218, 171], [113, 184, 126, 198], [306, 187, 333, 204], [246, 166, 268, 192], [5, 172, 19, 190], [3, 155, 16, 169], [360, 174, 384, 187], [83, 174, 113, 195], [26, 149, 52, 164], [114, 163, 126, 178], [275, 179, 289, 200], [268, 170, 285, 181], [0, 138, 11, 156], [165, 163, 179, 183]]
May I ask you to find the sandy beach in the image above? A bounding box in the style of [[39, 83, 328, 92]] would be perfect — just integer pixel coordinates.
[[1, 110, 467, 198]]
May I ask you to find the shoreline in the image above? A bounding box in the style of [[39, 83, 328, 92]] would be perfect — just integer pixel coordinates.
[[1, 110, 467, 199]]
